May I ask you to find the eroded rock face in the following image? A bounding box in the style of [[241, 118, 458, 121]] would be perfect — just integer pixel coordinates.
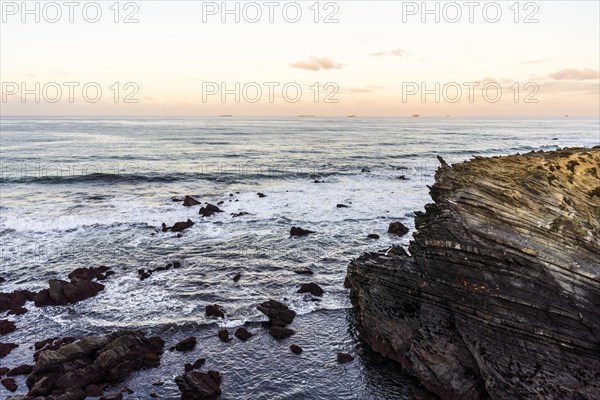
[[25, 331, 164, 398], [347, 148, 600, 400]]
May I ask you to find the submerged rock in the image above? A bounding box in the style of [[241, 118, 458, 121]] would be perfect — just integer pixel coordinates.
[[0, 290, 37, 315], [25, 331, 164, 398], [268, 326, 295, 340], [366, 234, 380, 239], [176, 370, 222, 400], [1, 378, 17, 392], [347, 148, 600, 399]]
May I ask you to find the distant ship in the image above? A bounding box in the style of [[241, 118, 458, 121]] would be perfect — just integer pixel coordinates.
[[298, 115, 314, 117], [565, 115, 570, 117], [412, 114, 420, 117], [219, 114, 232, 117], [347, 115, 356, 118]]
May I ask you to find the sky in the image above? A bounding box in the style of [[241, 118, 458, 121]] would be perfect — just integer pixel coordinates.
[[1, 0, 599, 116]]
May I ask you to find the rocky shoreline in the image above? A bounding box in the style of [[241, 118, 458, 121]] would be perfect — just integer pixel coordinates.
[[346, 147, 600, 399]]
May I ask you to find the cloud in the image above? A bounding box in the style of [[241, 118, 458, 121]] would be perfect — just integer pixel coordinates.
[[48, 68, 68, 76], [290, 56, 343, 71], [549, 68, 599, 81], [370, 48, 408, 57], [523, 58, 551, 64]]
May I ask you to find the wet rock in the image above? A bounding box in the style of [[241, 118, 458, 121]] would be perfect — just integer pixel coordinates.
[[183, 195, 201, 207], [397, 175, 408, 180], [293, 268, 313, 275], [217, 329, 231, 342], [68, 266, 113, 281], [163, 219, 195, 232], [199, 203, 223, 217], [268, 326, 295, 340], [231, 211, 250, 218], [0, 277, 4, 284], [336, 204, 349, 208], [290, 344, 303, 354], [234, 327, 252, 341], [0, 319, 16, 335], [367, 234, 380, 239], [205, 304, 225, 319], [35, 277, 105, 307], [33, 337, 76, 361], [185, 363, 194, 372], [1, 377, 17, 391], [0, 342, 18, 358], [85, 383, 104, 397], [257, 192, 267, 198], [290, 227, 315, 236], [347, 148, 600, 399], [298, 283, 324, 297], [232, 273, 241, 282], [175, 337, 197, 352], [175, 370, 222, 400], [26, 331, 164, 398], [0, 366, 8, 376], [7, 364, 33, 376], [337, 353, 354, 363], [388, 221, 409, 236], [257, 300, 296, 327], [0, 290, 36, 315], [361, 168, 371, 173]]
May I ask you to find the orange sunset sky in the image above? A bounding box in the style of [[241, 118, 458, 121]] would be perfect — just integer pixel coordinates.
[[1, 1, 599, 116]]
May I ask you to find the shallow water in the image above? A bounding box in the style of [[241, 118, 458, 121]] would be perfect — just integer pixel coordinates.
[[1, 116, 598, 398]]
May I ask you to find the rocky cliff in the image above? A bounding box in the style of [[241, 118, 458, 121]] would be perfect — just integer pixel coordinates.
[[347, 147, 600, 399]]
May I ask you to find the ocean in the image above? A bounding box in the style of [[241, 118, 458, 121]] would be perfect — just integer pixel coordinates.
[[1, 116, 598, 399]]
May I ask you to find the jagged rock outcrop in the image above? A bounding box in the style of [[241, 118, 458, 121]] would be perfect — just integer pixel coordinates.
[[346, 147, 600, 400], [25, 331, 164, 398]]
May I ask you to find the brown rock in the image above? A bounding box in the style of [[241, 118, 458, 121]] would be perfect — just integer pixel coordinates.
[[388, 221, 409, 236], [205, 304, 225, 319], [290, 344, 303, 354], [337, 353, 354, 363], [0, 319, 16, 335], [367, 233, 380, 239], [26, 332, 163, 398], [0, 342, 17, 358], [7, 364, 33, 376], [86, 383, 104, 397], [257, 300, 296, 327], [269, 326, 295, 340], [0, 367, 8, 376], [199, 204, 223, 217], [290, 227, 315, 236], [183, 195, 201, 207], [218, 329, 231, 342], [298, 283, 324, 297], [234, 327, 252, 341], [175, 337, 197, 352], [1, 377, 17, 391], [175, 370, 222, 400]]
